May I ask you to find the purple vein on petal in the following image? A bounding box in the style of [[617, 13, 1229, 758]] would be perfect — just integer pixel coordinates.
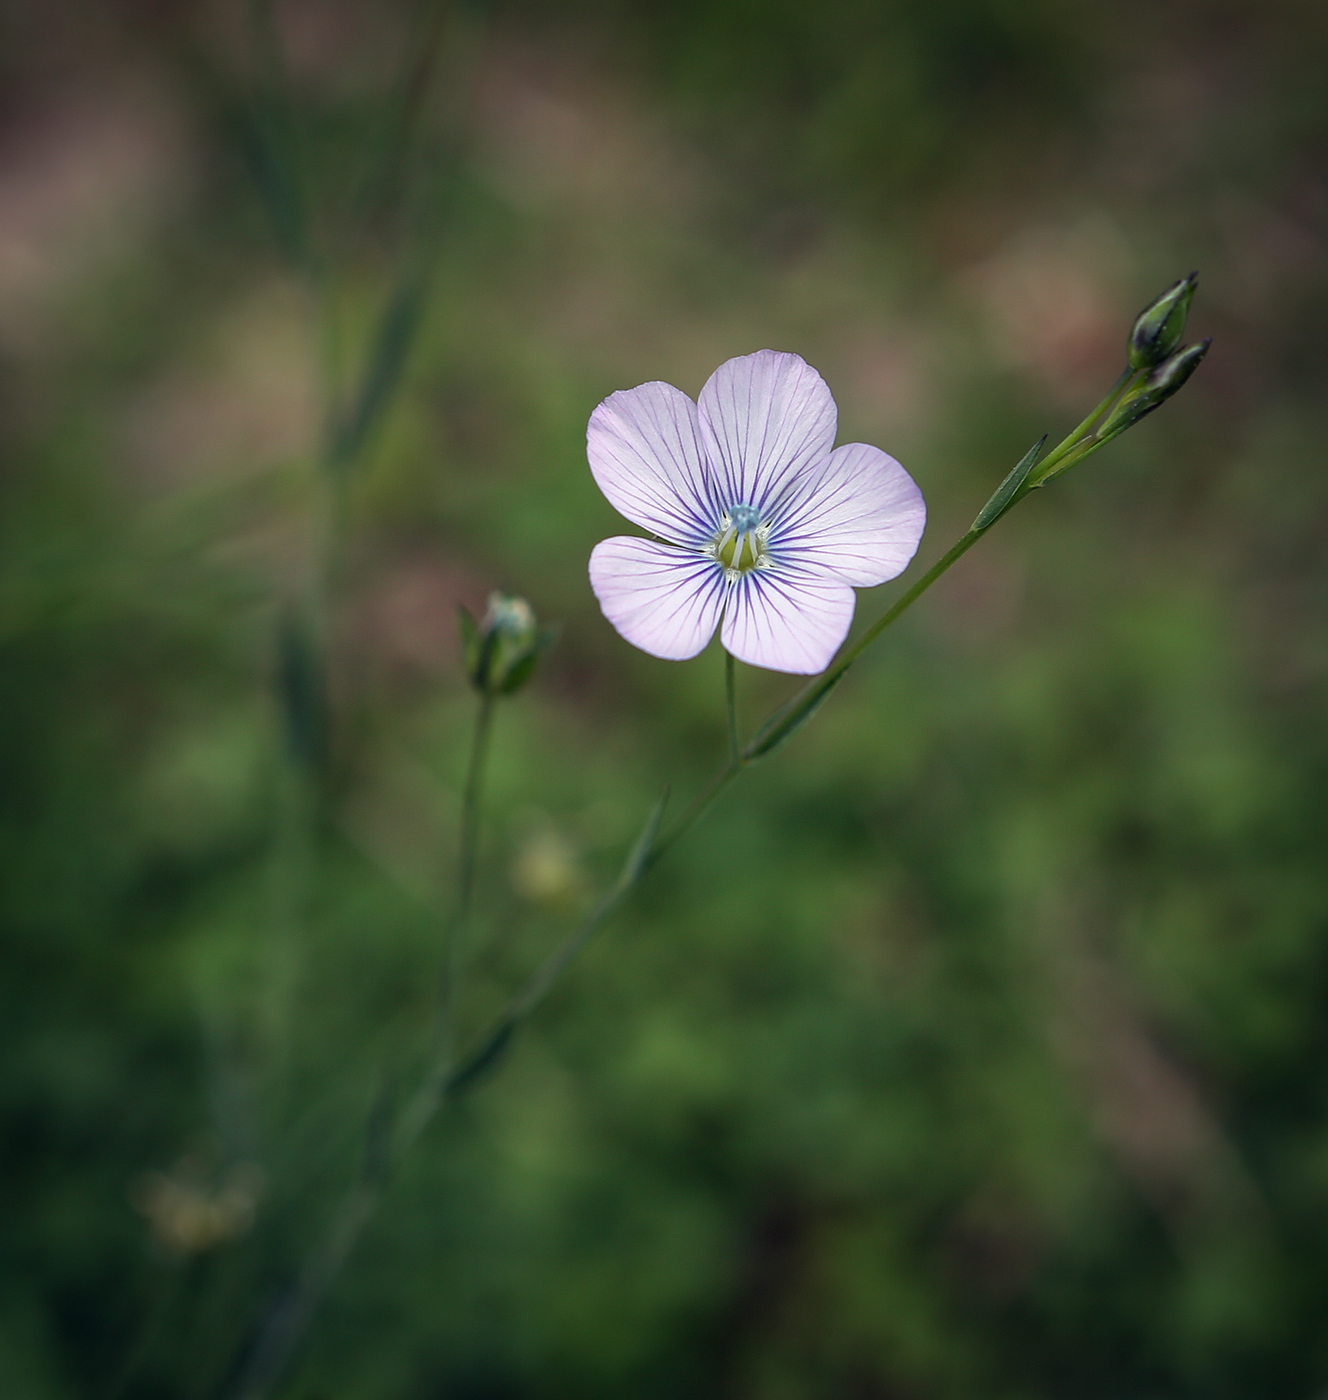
[[698, 350, 837, 517], [720, 562, 855, 675], [766, 443, 926, 587], [589, 536, 726, 661], [587, 381, 724, 547]]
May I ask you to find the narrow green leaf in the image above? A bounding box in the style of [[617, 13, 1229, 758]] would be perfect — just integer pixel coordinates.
[[239, 1, 313, 272], [236, 106, 310, 270], [972, 435, 1046, 531], [746, 673, 844, 760], [615, 788, 670, 890]]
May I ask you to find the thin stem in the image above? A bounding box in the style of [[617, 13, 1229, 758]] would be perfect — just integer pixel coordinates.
[[442, 691, 496, 1054], [725, 651, 741, 763], [225, 794, 648, 1400], [652, 759, 742, 866], [225, 1178, 378, 1400], [747, 527, 984, 759], [1030, 366, 1137, 480], [457, 694, 495, 928], [814, 531, 981, 693]]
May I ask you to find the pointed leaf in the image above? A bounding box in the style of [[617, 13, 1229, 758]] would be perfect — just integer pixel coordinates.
[[972, 435, 1046, 531], [495, 624, 561, 695], [614, 788, 670, 891], [746, 673, 844, 760]]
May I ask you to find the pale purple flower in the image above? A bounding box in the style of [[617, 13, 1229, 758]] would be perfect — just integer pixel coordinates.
[[587, 349, 926, 675]]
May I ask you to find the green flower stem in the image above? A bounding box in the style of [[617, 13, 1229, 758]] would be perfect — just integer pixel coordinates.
[[737, 365, 1145, 767], [651, 758, 743, 865], [1051, 366, 1134, 461], [478, 503, 1026, 1040], [441, 690, 497, 1055], [457, 694, 496, 928], [744, 525, 984, 761], [1018, 366, 1140, 495], [725, 651, 741, 762], [227, 447, 1043, 1400]]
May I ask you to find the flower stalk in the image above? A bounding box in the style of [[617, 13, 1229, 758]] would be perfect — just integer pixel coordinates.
[[725, 651, 742, 763]]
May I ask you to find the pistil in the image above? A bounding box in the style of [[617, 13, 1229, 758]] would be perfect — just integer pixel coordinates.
[[710, 505, 771, 581]]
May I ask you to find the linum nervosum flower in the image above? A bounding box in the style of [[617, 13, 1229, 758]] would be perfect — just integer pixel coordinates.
[[588, 349, 927, 675]]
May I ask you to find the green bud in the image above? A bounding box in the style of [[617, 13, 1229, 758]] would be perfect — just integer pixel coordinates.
[[1128, 272, 1197, 370], [1097, 339, 1211, 445], [459, 592, 557, 696]]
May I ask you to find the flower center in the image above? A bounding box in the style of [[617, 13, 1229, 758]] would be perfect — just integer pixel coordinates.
[[709, 504, 771, 580]]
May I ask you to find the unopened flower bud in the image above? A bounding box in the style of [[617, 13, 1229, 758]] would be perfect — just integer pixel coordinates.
[[1098, 338, 1211, 444], [1128, 272, 1197, 370], [483, 592, 537, 649], [458, 592, 556, 696]]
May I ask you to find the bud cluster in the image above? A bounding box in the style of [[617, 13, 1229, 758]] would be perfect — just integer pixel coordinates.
[[974, 271, 1211, 527], [1095, 337, 1211, 446]]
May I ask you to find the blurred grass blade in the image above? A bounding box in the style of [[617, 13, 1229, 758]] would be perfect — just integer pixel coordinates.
[[236, 104, 311, 271], [327, 276, 427, 473], [241, 0, 313, 272], [972, 435, 1046, 531], [355, 0, 451, 225], [277, 608, 329, 774], [359, 1073, 398, 1187]]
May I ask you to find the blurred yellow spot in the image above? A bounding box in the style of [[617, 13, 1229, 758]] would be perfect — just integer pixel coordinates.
[[511, 828, 582, 907], [131, 1159, 264, 1255]]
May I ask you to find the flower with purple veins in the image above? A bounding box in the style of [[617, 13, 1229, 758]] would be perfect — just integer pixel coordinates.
[[587, 349, 927, 675]]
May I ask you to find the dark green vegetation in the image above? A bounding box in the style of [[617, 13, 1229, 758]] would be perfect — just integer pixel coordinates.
[[2, 1, 1328, 1395]]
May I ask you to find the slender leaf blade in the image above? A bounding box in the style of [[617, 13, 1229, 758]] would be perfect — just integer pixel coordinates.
[[972, 435, 1046, 531]]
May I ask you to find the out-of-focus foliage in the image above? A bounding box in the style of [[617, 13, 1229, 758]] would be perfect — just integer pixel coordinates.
[[1, 1, 1327, 1396]]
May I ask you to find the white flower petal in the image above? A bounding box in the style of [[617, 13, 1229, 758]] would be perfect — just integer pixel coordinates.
[[589, 537, 726, 661], [698, 350, 837, 515], [770, 442, 926, 587], [720, 564, 855, 675], [587, 382, 719, 546]]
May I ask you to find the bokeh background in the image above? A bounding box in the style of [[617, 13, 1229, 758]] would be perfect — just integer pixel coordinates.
[[3, 1, 1328, 1396]]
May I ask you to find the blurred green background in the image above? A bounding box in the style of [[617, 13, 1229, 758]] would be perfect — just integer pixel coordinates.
[[2, 1, 1327, 1396]]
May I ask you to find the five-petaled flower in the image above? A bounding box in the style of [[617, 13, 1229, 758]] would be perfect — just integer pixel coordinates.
[[587, 349, 927, 674]]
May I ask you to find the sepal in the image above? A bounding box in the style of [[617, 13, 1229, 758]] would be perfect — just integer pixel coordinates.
[[1128, 272, 1197, 370]]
